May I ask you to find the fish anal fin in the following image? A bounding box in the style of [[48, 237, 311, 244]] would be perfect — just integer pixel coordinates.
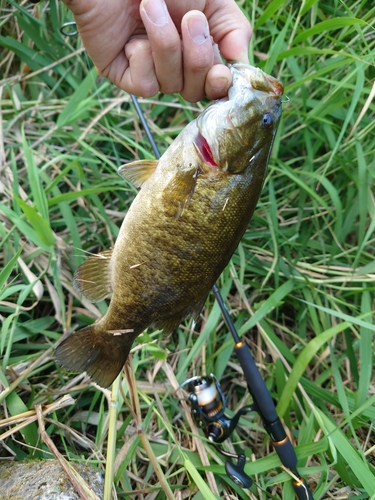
[[162, 163, 198, 218], [118, 159, 159, 188], [74, 249, 113, 302], [55, 324, 136, 387]]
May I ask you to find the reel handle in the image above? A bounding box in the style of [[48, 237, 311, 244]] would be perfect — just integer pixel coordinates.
[[225, 455, 252, 489]]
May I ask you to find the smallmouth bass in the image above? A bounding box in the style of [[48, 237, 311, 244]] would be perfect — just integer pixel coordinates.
[[55, 63, 284, 387]]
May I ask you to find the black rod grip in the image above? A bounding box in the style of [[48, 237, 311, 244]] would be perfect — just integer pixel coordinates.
[[293, 478, 314, 499], [234, 341, 278, 422], [272, 436, 297, 469]]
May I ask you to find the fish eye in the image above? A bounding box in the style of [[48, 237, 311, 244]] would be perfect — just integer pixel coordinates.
[[262, 113, 274, 129]]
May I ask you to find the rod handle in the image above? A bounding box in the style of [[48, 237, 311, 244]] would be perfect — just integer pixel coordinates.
[[272, 435, 297, 469], [293, 477, 314, 499], [234, 341, 278, 421]]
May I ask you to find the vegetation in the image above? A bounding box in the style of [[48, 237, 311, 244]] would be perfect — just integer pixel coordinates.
[[1, 1, 374, 498]]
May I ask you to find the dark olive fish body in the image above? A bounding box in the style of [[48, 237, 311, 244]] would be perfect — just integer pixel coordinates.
[[55, 64, 284, 387]]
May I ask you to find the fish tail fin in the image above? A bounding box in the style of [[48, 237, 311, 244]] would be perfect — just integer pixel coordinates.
[[55, 324, 135, 388]]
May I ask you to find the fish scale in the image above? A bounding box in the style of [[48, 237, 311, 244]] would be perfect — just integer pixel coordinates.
[[55, 63, 283, 387]]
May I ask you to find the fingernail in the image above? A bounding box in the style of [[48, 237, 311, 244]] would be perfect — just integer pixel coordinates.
[[142, 0, 167, 27], [210, 76, 230, 93], [187, 14, 209, 45]]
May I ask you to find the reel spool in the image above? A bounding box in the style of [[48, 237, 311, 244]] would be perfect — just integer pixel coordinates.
[[180, 374, 253, 488]]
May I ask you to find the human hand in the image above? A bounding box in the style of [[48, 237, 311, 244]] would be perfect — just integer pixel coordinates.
[[62, 0, 252, 102]]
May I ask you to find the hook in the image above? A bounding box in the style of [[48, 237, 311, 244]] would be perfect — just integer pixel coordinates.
[[60, 21, 78, 37]]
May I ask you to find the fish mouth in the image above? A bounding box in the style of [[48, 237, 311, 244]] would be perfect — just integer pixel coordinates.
[[229, 62, 284, 97], [194, 133, 218, 170]]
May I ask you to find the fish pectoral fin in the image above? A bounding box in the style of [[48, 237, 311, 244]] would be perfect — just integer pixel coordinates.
[[74, 249, 113, 302], [162, 163, 198, 218], [118, 159, 159, 188]]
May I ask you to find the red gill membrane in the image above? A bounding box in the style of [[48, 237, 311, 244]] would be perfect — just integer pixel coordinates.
[[201, 137, 218, 167]]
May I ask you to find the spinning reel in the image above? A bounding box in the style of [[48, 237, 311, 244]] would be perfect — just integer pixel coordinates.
[[180, 373, 253, 488], [180, 369, 313, 498]]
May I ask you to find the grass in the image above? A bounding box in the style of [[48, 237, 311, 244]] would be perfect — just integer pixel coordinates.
[[0, 0, 375, 498]]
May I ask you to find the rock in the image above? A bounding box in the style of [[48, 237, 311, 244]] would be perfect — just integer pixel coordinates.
[[0, 459, 104, 500]]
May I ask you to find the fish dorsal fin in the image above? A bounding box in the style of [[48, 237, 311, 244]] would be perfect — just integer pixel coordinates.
[[118, 159, 159, 187], [73, 249, 113, 302], [162, 163, 198, 218]]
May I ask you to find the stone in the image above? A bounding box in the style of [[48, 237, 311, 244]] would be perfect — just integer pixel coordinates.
[[0, 459, 104, 500]]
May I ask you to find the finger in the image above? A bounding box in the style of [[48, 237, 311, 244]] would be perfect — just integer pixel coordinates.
[[140, 0, 183, 94], [217, 27, 252, 64], [206, 4, 252, 64], [120, 37, 160, 97], [204, 64, 232, 101], [180, 11, 214, 102]]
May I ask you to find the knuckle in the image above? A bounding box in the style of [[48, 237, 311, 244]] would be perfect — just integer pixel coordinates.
[[120, 76, 160, 98], [154, 33, 181, 54], [186, 49, 213, 73], [193, 60, 211, 73], [139, 83, 160, 97], [125, 37, 150, 57], [190, 58, 212, 73]]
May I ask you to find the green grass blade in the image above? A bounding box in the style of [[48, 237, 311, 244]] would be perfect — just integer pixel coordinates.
[[0, 246, 23, 292], [13, 195, 55, 248], [318, 409, 375, 495], [21, 128, 49, 220], [277, 321, 351, 417], [356, 291, 373, 409], [238, 280, 295, 335], [57, 67, 98, 127], [184, 460, 220, 500], [292, 17, 367, 45], [254, 0, 291, 30]]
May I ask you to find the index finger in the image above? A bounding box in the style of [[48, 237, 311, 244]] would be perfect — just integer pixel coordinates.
[[140, 0, 183, 94]]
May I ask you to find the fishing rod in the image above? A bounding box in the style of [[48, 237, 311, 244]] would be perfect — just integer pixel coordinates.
[[56, 15, 313, 498], [129, 95, 313, 499]]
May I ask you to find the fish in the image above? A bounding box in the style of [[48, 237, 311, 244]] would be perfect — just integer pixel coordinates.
[[55, 63, 284, 388]]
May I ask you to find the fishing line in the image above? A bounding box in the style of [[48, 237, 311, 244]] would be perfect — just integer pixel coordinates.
[[54, 14, 313, 500]]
